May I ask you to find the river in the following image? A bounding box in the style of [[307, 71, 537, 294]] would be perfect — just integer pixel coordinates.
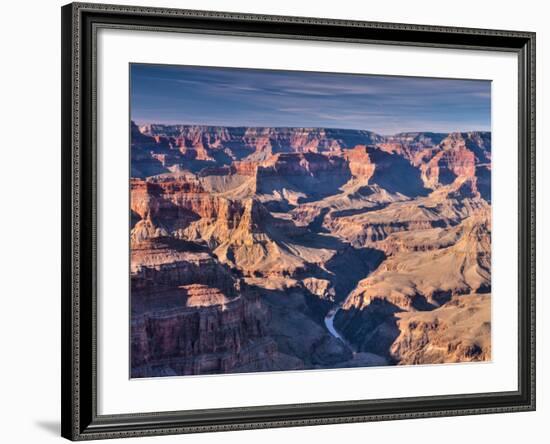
[[324, 304, 348, 344]]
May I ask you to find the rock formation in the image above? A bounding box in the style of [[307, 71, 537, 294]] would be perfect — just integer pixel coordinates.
[[130, 122, 492, 376]]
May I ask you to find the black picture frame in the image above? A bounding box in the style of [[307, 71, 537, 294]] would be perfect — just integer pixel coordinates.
[[61, 2, 536, 440]]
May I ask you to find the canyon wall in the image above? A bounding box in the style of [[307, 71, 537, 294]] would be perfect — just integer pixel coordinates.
[[130, 123, 492, 376]]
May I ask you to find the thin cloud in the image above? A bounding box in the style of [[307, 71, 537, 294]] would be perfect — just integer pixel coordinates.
[[130, 64, 491, 134]]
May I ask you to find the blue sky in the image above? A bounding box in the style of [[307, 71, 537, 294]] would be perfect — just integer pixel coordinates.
[[130, 64, 491, 135]]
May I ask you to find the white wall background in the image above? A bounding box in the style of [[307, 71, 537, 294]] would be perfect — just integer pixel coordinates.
[[0, 0, 545, 442]]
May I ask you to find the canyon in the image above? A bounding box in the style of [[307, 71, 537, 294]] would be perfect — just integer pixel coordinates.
[[130, 123, 491, 377]]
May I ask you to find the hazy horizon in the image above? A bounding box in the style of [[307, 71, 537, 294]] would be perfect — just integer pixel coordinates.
[[130, 64, 491, 135], [132, 119, 491, 137]]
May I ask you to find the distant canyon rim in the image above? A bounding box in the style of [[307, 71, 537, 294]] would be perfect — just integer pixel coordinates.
[[130, 123, 491, 378]]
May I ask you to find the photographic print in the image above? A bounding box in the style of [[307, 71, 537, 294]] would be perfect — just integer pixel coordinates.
[[129, 64, 492, 378]]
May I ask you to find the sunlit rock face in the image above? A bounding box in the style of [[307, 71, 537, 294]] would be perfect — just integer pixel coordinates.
[[130, 123, 492, 377]]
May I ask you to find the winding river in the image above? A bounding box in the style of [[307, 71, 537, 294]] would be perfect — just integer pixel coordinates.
[[323, 257, 378, 353], [324, 305, 345, 342]]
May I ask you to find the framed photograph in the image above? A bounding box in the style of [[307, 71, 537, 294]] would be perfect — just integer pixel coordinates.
[[61, 2, 536, 440]]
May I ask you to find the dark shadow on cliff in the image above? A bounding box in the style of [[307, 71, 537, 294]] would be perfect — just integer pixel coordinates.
[[369, 149, 429, 197], [306, 207, 331, 233], [270, 225, 385, 305], [476, 165, 492, 203], [324, 246, 385, 303], [246, 284, 354, 368], [256, 154, 353, 203], [334, 299, 402, 361]]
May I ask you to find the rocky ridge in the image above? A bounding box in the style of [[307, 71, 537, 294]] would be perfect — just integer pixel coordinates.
[[130, 122, 492, 376]]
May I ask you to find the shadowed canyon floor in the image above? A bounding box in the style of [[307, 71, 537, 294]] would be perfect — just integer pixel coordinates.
[[130, 124, 491, 377]]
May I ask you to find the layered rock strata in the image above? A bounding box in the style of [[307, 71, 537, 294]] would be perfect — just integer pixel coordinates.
[[130, 122, 493, 376]]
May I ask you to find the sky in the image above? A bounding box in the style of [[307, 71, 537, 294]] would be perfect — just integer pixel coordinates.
[[130, 63, 491, 135]]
